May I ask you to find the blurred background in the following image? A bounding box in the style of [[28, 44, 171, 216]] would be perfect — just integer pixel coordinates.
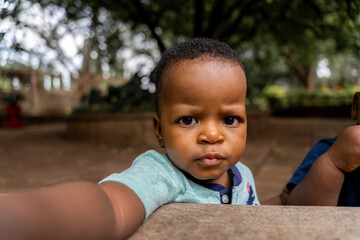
[[1, 0, 359, 118], [0, 0, 359, 200]]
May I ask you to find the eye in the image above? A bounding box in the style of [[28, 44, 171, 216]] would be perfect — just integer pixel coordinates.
[[179, 117, 197, 126], [223, 116, 239, 126]]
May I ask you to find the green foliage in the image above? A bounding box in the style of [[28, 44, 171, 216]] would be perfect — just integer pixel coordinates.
[[263, 85, 287, 98], [72, 73, 155, 114], [2, 0, 359, 110], [0, 76, 11, 91], [262, 85, 287, 108], [263, 85, 360, 109], [245, 97, 268, 110]]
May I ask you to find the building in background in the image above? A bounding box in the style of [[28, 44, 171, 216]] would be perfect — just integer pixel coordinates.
[[0, 68, 80, 118]]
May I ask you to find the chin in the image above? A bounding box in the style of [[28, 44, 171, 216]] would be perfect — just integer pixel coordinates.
[[195, 174, 222, 181]]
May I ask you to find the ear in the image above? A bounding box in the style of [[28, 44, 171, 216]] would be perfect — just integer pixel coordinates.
[[153, 114, 165, 148]]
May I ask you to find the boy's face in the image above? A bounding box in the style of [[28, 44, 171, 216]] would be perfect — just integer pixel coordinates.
[[154, 58, 247, 186]]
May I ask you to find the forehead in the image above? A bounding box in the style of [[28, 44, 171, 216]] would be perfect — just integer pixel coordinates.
[[159, 58, 246, 108]]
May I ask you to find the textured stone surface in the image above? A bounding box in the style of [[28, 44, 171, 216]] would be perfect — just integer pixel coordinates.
[[130, 203, 360, 240]]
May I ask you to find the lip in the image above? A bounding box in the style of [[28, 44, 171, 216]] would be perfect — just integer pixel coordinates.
[[196, 152, 225, 167]]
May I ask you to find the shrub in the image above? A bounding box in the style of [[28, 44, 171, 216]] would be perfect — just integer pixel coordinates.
[[262, 85, 287, 108], [72, 73, 155, 115], [263, 85, 359, 109]]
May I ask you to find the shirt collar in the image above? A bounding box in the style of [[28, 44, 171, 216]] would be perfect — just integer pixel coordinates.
[[195, 165, 242, 191]]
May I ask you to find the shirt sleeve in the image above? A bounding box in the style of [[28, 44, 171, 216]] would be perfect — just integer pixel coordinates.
[[235, 162, 260, 205], [286, 137, 336, 192], [99, 150, 184, 219]]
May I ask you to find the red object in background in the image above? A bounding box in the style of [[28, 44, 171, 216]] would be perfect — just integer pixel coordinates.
[[5, 103, 25, 128]]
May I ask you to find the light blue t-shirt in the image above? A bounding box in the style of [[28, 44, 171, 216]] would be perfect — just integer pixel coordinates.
[[100, 150, 259, 219]]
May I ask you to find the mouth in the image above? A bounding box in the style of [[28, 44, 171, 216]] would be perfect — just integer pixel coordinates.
[[196, 152, 225, 167]]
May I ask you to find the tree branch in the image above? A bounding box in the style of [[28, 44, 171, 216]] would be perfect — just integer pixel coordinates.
[[193, 0, 204, 37], [217, 1, 256, 40], [203, 0, 225, 38], [131, 0, 166, 53]]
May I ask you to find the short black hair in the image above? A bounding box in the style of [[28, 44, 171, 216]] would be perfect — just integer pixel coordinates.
[[154, 38, 244, 113]]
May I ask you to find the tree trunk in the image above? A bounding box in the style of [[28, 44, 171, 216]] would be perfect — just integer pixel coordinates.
[[305, 71, 315, 90]]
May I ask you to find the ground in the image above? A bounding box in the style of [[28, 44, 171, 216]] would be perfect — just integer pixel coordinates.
[[0, 117, 354, 201]]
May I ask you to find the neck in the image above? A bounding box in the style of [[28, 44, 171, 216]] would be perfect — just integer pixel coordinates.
[[204, 171, 232, 190], [183, 170, 233, 190]]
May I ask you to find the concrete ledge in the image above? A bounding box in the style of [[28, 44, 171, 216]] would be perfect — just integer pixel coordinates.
[[130, 203, 360, 239]]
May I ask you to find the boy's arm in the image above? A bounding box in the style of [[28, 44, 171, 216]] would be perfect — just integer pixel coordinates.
[[260, 194, 282, 205], [0, 181, 145, 240], [287, 126, 360, 205], [286, 151, 344, 205], [100, 181, 145, 238]]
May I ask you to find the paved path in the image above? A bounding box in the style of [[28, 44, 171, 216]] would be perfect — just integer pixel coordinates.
[[0, 117, 354, 201]]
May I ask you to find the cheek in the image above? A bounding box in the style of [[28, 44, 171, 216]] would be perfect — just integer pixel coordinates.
[[162, 128, 196, 157], [163, 125, 194, 142], [163, 138, 192, 170], [164, 132, 193, 151], [228, 127, 247, 152]]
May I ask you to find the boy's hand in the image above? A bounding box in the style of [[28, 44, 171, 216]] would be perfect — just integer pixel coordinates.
[[327, 126, 360, 173]]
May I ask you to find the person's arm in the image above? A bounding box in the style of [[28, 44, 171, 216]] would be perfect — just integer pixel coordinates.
[[0, 181, 145, 240], [287, 126, 360, 206], [262, 138, 335, 206], [100, 181, 145, 238], [287, 151, 344, 205], [260, 194, 282, 205]]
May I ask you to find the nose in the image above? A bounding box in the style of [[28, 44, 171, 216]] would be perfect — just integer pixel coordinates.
[[197, 122, 224, 144]]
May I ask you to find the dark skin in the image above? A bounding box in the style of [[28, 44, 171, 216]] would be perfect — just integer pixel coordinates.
[[0, 182, 145, 240], [287, 126, 360, 206], [261, 195, 282, 205], [153, 59, 248, 189]]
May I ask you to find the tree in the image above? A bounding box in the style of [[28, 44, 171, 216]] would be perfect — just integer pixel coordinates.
[[1, 0, 359, 94], [52, 0, 360, 90]]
